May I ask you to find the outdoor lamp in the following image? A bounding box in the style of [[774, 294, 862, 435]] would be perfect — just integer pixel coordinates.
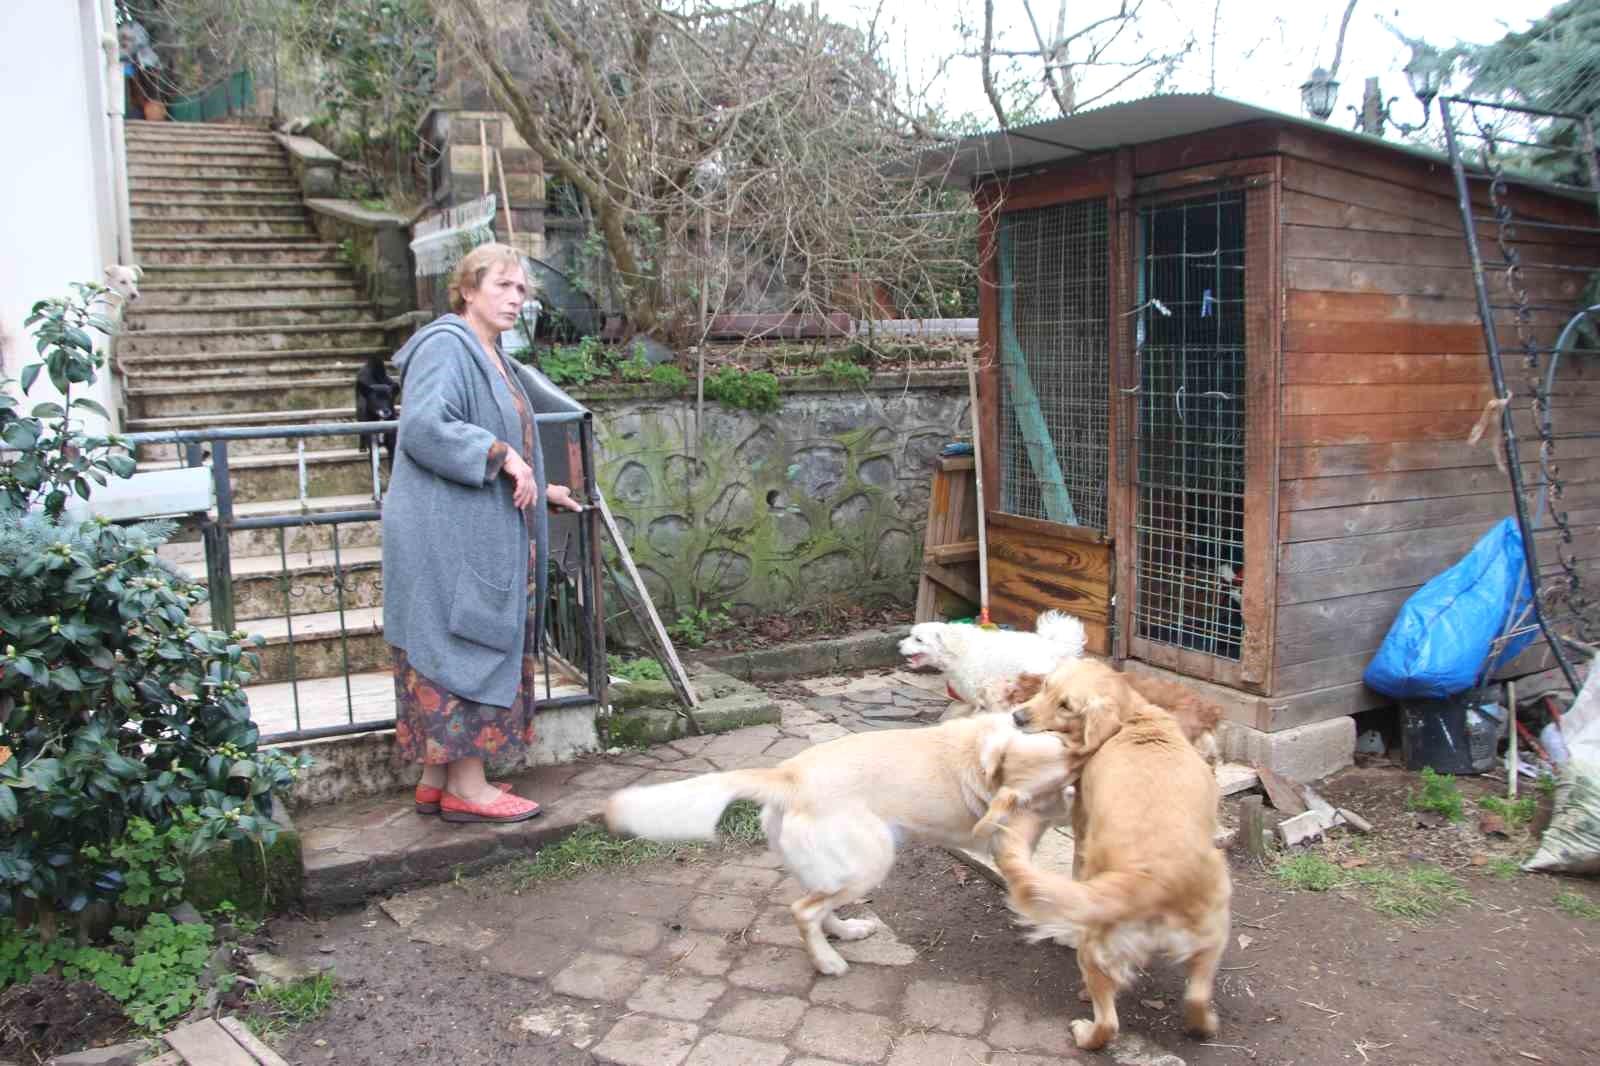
[[1300, 68, 1338, 121], [1399, 44, 1445, 128]]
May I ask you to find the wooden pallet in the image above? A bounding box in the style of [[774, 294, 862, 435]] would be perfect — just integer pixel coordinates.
[[150, 1016, 290, 1066], [914, 456, 981, 623]]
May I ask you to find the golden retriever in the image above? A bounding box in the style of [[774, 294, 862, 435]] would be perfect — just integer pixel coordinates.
[[981, 667, 1224, 764], [985, 658, 1232, 1051], [605, 713, 1075, 975]]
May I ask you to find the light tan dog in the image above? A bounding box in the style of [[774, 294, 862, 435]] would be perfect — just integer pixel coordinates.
[[605, 713, 1075, 976], [985, 658, 1232, 1052]]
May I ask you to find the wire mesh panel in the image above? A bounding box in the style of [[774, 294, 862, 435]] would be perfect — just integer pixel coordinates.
[[1132, 192, 1247, 661], [995, 200, 1111, 532]]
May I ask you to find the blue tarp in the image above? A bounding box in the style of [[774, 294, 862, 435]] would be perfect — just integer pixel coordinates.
[[1363, 517, 1537, 700]]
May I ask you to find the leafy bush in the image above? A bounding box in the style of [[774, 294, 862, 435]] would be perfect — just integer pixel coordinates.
[[618, 352, 653, 382], [704, 367, 780, 412], [1406, 767, 1465, 821], [666, 603, 734, 647], [538, 336, 607, 387], [0, 283, 307, 926]]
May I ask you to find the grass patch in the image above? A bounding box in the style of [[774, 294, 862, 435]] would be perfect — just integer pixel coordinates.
[[1488, 857, 1522, 880], [1479, 794, 1538, 830], [1274, 853, 1345, 892], [1349, 865, 1471, 922], [1274, 853, 1470, 923], [246, 973, 336, 1041], [1406, 767, 1465, 821], [1554, 890, 1600, 921], [511, 802, 766, 888]]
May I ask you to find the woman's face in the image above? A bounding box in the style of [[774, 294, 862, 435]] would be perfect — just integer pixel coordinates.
[[462, 260, 529, 336]]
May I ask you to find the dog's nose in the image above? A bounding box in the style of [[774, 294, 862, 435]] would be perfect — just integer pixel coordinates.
[[1011, 708, 1029, 728]]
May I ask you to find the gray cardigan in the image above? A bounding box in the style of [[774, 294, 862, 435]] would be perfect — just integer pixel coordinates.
[[381, 315, 549, 708]]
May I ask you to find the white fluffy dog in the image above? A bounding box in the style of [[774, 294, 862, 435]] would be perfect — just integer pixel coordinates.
[[899, 610, 1087, 707]]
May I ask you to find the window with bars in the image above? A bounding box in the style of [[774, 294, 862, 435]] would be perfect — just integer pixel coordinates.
[[995, 200, 1111, 533], [1131, 191, 1247, 662]]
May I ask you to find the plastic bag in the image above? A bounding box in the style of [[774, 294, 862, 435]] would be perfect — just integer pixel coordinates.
[[1363, 517, 1535, 701], [1526, 663, 1600, 875]]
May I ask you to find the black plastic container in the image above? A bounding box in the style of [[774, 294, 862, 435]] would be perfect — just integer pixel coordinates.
[[1399, 691, 1501, 775]]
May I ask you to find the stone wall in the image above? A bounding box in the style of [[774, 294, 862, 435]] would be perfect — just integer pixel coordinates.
[[576, 370, 967, 618]]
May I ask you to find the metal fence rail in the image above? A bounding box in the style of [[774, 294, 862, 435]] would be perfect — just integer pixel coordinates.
[[125, 414, 606, 743]]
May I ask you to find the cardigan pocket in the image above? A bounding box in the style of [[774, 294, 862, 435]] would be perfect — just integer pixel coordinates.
[[447, 564, 517, 652]]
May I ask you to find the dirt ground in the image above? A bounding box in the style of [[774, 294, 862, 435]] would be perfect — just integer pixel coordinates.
[[252, 760, 1600, 1066]]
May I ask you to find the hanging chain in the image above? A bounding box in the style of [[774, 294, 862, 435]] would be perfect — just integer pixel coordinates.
[[1480, 108, 1595, 642]]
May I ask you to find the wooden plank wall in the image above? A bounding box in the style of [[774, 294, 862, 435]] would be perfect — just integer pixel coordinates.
[[1271, 138, 1600, 730]]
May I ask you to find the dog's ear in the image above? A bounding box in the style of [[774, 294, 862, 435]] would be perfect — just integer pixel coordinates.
[[1006, 673, 1045, 706], [1058, 689, 1124, 765]]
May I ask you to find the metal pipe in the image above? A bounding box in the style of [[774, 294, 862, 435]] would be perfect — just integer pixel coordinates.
[[259, 692, 602, 745], [122, 411, 584, 446]]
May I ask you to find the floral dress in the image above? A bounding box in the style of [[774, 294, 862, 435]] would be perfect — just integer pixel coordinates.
[[392, 346, 541, 766]]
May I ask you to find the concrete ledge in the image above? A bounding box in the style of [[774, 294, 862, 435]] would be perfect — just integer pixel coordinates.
[[302, 198, 414, 319], [695, 626, 910, 683], [601, 665, 780, 746], [275, 132, 341, 198], [1218, 715, 1357, 784]]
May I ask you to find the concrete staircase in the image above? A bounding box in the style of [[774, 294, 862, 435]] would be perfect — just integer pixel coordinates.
[[123, 119, 396, 736]]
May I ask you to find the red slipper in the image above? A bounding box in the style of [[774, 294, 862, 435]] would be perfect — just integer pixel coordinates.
[[439, 790, 542, 824], [415, 781, 511, 815]]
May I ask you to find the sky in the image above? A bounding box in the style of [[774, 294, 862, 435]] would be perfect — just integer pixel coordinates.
[[817, 0, 1543, 131]]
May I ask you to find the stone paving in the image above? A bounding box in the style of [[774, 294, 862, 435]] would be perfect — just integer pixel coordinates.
[[326, 668, 1194, 1065]]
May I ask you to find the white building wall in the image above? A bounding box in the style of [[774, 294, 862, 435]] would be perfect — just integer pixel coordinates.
[[0, 0, 122, 437]]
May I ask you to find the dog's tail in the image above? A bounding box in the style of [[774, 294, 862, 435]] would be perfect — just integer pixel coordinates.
[[1035, 610, 1088, 659], [605, 767, 793, 842], [992, 819, 1160, 929]]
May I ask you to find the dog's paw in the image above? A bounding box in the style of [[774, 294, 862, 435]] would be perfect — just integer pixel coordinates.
[[1184, 1002, 1219, 1038], [811, 951, 850, 976], [972, 811, 1005, 837], [1070, 1018, 1114, 1051], [826, 917, 877, 942]]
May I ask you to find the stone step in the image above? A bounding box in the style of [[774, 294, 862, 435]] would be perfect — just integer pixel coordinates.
[[129, 162, 294, 181], [119, 321, 380, 356], [130, 178, 301, 196], [121, 342, 385, 373], [127, 143, 285, 160], [140, 263, 352, 285], [132, 241, 343, 267], [126, 375, 367, 419], [184, 545, 385, 626], [125, 301, 374, 331], [138, 282, 365, 308], [140, 442, 381, 502], [159, 492, 382, 563], [131, 200, 307, 219], [133, 217, 317, 239], [129, 406, 381, 461], [125, 360, 371, 393], [244, 605, 388, 685], [126, 118, 274, 138]]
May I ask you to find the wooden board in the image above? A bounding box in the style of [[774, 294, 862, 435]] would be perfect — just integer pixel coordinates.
[[1287, 257, 1590, 304], [164, 1018, 260, 1066], [219, 1017, 293, 1066], [986, 512, 1112, 654], [1280, 436, 1600, 479], [1285, 223, 1600, 270], [1280, 461, 1600, 511]]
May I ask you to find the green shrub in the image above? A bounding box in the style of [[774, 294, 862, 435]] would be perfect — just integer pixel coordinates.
[[704, 367, 780, 412], [538, 336, 607, 387], [666, 603, 734, 647], [815, 358, 870, 388], [649, 364, 690, 391], [0, 282, 307, 925], [607, 654, 666, 682], [618, 352, 653, 382]]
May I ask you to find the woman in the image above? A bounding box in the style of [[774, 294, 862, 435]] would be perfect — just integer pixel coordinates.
[[382, 243, 582, 824]]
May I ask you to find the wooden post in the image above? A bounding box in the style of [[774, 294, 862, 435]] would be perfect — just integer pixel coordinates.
[[1239, 794, 1268, 860], [478, 120, 490, 198], [1507, 680, 1518, 799], [494, 149, 515, 240], [965, 349, 991, 625]]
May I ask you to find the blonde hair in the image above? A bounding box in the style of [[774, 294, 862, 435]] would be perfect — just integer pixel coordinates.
[[447, 242, 525, 315]]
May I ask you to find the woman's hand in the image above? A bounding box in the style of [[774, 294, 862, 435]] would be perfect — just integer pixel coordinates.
[[501, 451, 536, 508], [546, 483, 584, 512]]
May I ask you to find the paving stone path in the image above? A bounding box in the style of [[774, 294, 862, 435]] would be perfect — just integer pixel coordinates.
[[360, 669, 1188, 1065]]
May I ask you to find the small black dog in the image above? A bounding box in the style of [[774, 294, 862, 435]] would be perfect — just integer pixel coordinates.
[[355, 352, 399, 455]]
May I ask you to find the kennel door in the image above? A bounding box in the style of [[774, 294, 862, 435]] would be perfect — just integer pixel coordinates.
[[1128, 190, 1248, 682]]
